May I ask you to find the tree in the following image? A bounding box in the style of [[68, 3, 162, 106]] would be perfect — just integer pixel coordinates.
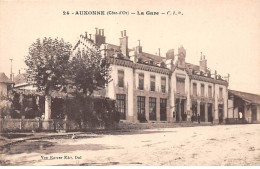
[[70, 47, 111, 95], [25, 37, 72, 120], [68, 47, 112, 128]]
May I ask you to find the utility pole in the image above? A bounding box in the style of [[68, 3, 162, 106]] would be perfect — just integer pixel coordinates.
[[10, 59, 13, 81]]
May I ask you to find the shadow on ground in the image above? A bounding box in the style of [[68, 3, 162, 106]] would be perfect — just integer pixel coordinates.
[[0, 139, 122, 156]]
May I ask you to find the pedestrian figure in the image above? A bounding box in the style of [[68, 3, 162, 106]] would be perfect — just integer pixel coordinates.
[[198, 114, 201, 124], [191, 114, 194, 123], [219, 113, 223, 124], [239, 112, 243, 119]]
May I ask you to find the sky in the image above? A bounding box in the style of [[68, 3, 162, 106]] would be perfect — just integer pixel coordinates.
[[0, 0, 260, 94]]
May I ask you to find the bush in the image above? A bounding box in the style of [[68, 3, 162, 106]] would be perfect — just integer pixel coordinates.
[[65, 94, 119, 129]]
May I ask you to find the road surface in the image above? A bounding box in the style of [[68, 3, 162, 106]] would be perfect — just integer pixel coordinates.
[[1, 124, 260, 166]]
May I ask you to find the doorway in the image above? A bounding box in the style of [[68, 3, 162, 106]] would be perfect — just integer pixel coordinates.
[[218, 104, 224, 123], [252, 106, 257, 122], [207, 103, 213, 122], [200, 102, 205, 122], [176, 99, 186, 122]]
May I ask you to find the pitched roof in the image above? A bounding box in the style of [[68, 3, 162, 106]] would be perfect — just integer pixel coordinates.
[[0, 72, 13, 83], [229, 89, 260, 105], [136, 52, 164, 63], [14, 73, 28, 85], [186, 62, 211, 73]]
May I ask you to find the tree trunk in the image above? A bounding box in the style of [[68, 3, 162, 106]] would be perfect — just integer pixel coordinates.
[[44, 95, 51, 119]]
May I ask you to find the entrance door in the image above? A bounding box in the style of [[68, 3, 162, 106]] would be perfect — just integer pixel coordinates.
[[200, 103, 205, 122], [181, 100, 187, 121], [176, 99, 180, 122], [137, 96, 146, 122], [252, 106, 257, 122], [160, 98, 167, 121], [191, 102, 197, 122], [218, 104, 224, 123], [207, 103, 213, 122]]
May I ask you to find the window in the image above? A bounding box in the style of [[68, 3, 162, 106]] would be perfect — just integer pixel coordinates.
[[176, 78, 185, 95], [161, 77, 166, 93], [201, 84, 205, 97], [193, 83, 197, 96], [116, 94, 126, 120], [138, 73, 144, 90], [137, 96, 146, 121], [160, 98, 167, 121], [208, 86, 212, 98], [150, 75, 155, 91], [149, 97, 156, 120], [219, 87, 223, 99], [118, 70, 124, 87]]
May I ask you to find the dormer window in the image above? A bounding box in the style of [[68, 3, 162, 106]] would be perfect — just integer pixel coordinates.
[[137, 58, 142, 63], [160, 62, 166, 68]]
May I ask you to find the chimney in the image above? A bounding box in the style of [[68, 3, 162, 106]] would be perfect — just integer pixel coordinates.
[[10, 59, 13, 81], [158, 48, 161, 56], [200, 54, 207, 73], [166, 59, 173, 70], [135, 40, 142, 54], [177, 46, 186, 69], [166, 49, 174, 60], [214, 70, 217, 80], [95, 28, 106, 47], [119, 30, 129, 57], [85, 32, 88, 38]]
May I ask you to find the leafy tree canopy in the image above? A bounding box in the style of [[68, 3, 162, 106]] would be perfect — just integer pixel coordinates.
[[70, 47, 111, 95], [25, 37, 72, 94]]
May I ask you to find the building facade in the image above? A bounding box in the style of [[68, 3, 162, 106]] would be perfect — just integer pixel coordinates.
[[73, 28, 229, 123]]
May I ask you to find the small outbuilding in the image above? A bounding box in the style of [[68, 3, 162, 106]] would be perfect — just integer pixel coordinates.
[[228, 89, 260, 124]]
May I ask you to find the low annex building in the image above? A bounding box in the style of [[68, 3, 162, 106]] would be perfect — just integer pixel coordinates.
[[228, 90, 260, 123], [73, 28, 230, 123]]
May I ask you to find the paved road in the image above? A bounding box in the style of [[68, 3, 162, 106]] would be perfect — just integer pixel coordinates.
[[1, 124, 260, 166]]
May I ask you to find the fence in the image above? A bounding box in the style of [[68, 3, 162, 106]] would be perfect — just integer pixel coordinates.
[[0, 118, 117, 132]]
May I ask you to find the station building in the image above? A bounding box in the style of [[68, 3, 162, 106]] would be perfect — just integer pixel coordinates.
[[73, 28, 229, 123]]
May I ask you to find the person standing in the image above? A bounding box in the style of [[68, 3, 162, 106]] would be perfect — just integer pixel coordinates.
[[198, 114, 201, 124]]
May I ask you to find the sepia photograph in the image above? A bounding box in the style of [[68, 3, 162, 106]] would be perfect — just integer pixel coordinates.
[[0, 0, 260, 166]]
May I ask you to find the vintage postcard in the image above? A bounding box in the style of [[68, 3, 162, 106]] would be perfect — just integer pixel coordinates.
[[0, 0, 260, 166]]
